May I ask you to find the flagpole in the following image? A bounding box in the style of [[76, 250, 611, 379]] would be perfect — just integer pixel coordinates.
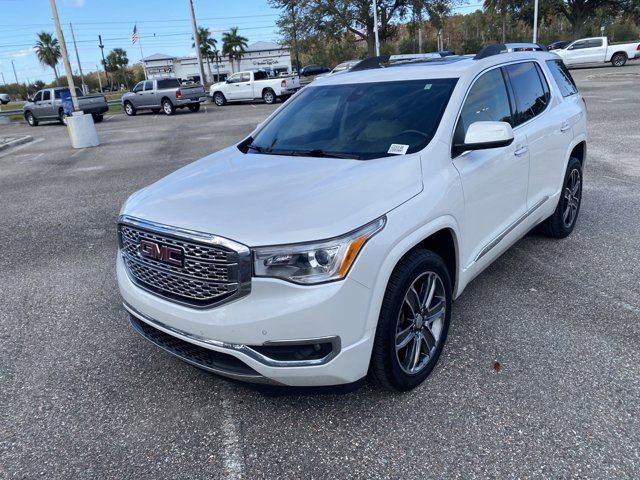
[[134, 23, 148, 80]]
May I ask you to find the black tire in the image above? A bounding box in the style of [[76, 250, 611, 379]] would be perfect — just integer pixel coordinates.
[[262, 89, 276, 104], [58, 109, 67, 125], [188, 103, 201, 112], [151, 108, 161, 114], [92, 113, 103, 123], [124, 101, 136, 116], [369, 249, 452, 392], [25, 111, 38, 127], [540, 157, 583, 238], [213, 92, 226, 106], [162, 98, 175, 115], [611, 52, 627, 67]]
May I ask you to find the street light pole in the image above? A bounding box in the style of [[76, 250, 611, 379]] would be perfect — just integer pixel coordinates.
[[372, 0, 380, 56], [187, 0, 207, 84], [533, 0, 539, 43], [50, 0, 79, 111], [11, 60, 19, 85]]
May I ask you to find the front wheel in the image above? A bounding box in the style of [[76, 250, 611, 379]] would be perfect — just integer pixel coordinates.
[[213, 92, 226, 106], [611, 53, 627, 67], [188, 103, 200, 112], [124, 101, 136, 116], [162, 99, 175, 115], [262, 89, 276, 104], [370, 250, 452, 392], [92, 113, 103, 123], [540, 157, 583, 238], [25, 111, 38, 127]]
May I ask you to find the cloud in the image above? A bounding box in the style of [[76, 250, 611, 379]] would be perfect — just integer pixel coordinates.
[[63, 0, 86, 6], [11, 47, 36, 58]]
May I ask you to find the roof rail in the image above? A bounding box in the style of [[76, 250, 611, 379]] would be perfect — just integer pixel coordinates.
[[474, 42, 546, 59], [474, 44, 507, 60], [351, 52, 442, 72]]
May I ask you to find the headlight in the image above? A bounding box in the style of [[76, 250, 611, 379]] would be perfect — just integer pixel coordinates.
[[253, 217, 386, 285]]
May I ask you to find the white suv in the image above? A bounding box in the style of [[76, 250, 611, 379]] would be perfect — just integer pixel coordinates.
[[117, 50, 587, 391]]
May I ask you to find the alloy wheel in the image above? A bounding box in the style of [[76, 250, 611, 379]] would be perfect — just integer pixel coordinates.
[[562, 168, 581, 228], [395, 271, 446, 374]]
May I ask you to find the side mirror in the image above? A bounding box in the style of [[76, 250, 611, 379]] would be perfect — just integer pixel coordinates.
[[455, 121, 514, 154]]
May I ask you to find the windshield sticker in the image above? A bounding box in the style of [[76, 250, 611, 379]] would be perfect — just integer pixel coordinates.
[[424, 83, 432, 90], [388, 144, 409, 155]]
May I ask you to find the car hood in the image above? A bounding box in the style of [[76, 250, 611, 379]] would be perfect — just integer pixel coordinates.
[[122, 146, 423, 246]]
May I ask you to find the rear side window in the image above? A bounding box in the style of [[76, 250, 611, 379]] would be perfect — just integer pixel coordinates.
[[504, 62, 549, 126], [454, 68, 512, 146], [157, 79, 180, 89], [546, 60, 578, 97], [42, 90, 51, 101], [588, 39, 603, 48], [254, 71, 268, 81]]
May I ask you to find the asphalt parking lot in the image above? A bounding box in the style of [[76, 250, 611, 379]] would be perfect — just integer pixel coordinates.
[[2, 64, 639, 479]]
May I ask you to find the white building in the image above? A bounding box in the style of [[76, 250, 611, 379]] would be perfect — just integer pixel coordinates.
[[141, 41, 292, 82]]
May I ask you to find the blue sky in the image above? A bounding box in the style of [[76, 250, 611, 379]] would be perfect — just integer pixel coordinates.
[[0, 0, 480, 85]]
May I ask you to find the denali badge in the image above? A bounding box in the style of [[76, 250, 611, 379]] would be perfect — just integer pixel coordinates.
[[138, 239, 184, 267]]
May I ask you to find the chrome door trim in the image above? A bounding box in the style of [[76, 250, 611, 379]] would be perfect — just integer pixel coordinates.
[[475, 196, 549, 262]]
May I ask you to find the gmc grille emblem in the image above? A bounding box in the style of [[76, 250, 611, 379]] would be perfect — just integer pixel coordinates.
[[138, 239, 184, 267]]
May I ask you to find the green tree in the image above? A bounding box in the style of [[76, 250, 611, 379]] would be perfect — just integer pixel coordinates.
[[222, 27, 249, 73], [192, 26, 217, 82], [34, 32, 61, 85], [103, 48, 130, 89], [483, 0, 510, 42]]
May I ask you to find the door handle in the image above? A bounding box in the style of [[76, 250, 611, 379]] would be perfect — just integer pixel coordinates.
[[514, 145, 528, 157], [560, 122, 571, 132]]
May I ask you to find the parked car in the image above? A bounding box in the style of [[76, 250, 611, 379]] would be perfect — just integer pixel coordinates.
[[23, 87, 108, 126], [0, 93, 10, 105], [209, 70, 300, 106], [121, 78, 206, 116], [315, 60, 361, 79], [553, 36, 640, 67], [117, 49, 587, 391], [547, 40, 571, 51], [299, 64, 331, 76]]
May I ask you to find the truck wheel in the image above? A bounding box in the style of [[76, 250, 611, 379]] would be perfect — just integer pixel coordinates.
[[611, 52, 627, 67], [162, 98, 175, 115], [213, 92, 226, 106], [25, 111, 38, 127], [369, 249, 452, 392], [539, 157, 583, 238], [124, 101, 136, 116], [262, 89, 276, 104], [188, 103, 200, 112], [58, 110, 67, 125], [92, 113, 104, 123]]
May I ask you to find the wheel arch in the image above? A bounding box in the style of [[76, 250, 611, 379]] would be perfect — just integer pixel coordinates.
[[570, 140, 586, 167], [262, 87, 275, 97], [161, 96, 173, 105]]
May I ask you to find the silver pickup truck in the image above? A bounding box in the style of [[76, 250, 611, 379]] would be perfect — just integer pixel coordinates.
[[23, 87, 108, 127], [121, 78, 206, 116]]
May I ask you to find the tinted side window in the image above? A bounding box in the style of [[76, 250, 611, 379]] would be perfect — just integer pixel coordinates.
[[157, 79, 180, 89], [42, 90, 51, 101], [535, 63, 551, 104], [143, 81, 153, 90], [241, 73, 250, 82], [545, 60, 578, 97], [504, 62, 548, 126], [33, 91, 42, 102], [227, 74, 241, 83], [588, 39, 603, 47], [454, 68, 512, 146], [253, 71, 268, 81], [570, 40, 588, 50], [132, 82, 143, 93]]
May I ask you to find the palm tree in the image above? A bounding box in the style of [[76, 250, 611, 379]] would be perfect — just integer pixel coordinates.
[[210, 48, 222, 82], [222, 27, 249, 73], [192, 26, 217, 83], [483, 0, 509, 43], [34, 32, 61, 85]]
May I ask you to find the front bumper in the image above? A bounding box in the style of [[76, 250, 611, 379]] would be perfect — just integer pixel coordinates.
[[117, 254, 376, 386]]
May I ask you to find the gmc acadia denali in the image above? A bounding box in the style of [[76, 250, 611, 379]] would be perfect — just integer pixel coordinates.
[[117, 49, 587, 391]]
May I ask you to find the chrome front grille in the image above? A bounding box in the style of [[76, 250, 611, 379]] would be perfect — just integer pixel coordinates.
[[118, 217, 251, 308]]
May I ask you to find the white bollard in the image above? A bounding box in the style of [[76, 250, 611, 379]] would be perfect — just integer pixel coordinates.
[[66, 111, 100, 148]]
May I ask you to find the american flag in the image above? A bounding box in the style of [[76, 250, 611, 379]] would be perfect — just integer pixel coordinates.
[[131, 24, 139, 44]]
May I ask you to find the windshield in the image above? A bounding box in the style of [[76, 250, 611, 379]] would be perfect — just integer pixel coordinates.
[[246, 78, 457, 160]]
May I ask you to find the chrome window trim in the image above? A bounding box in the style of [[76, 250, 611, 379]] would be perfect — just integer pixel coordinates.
[[118, 215, 252, 309], [123, 302, 341, 368]]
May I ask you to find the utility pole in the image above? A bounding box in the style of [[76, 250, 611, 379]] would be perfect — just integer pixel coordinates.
[[11, 60, 19, 84], [96, 64, 103, 92], [98, 35, 110, 91], [289, 3, 300, 73], [187, 0, 207, 84], [533, 0, 539, 43], [50, 0, 79, 111], [372, 0, 380, 56], [70, 23, 87, 94], [1, 72, 6, 85]]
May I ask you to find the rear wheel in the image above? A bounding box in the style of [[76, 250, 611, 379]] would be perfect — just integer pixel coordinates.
[[92, 113, 103, 123], [370, 250, 452, 391], [58, 110, 67, 125], [611, 52, 627, 67], [540, 157, 583, 238], [262, 89, 276, 104], [124, 101, 136, 116], [162, 98, 175, 115], [213, 92, 226, 106], [188, 103, 200, 112], [25, 111, 38, 127]]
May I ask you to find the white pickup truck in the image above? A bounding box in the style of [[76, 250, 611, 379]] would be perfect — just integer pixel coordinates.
[[210, 70, 300, 106], [553, 36, 640, 67]]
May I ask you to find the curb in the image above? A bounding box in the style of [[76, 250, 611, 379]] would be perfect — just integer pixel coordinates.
[[0, 135, 34, 152]]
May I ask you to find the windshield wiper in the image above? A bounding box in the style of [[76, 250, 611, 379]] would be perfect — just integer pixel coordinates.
[[246, 143, 265, 153], [289, 149, 361, 160]]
